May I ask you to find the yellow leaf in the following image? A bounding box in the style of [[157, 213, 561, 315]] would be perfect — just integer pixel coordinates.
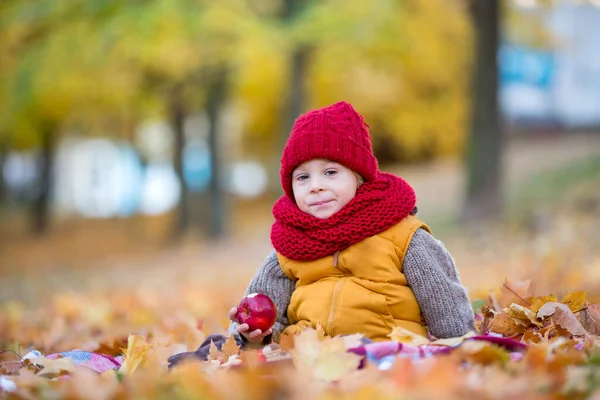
[[388, 326, 430, 346], [505, 303, 544, 327], [118, 334, 152, 375], [561, 291, 587, 313], [291, 328, 362, 382], [31, 356, 75, 378], [221, 337, 240, 359], [431, 331, 476, 347], [530, 295, 558, 313], [207, 339, 222, 363], [458, 340, 510, 365]]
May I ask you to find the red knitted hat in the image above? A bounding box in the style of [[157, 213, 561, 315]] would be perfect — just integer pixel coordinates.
[[280, 101, 379, 199]]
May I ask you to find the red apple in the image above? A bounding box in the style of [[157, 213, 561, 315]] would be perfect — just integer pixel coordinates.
[[235, 293, 278, 332]]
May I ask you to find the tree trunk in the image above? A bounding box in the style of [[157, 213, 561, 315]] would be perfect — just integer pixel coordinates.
[[463, 0, 504, 222], [0, 140, 7, 204], [205, 68, 229, 239], [31, 125, 56, 235], [170, 85, 189, 240], [271, 0, 311, 197]]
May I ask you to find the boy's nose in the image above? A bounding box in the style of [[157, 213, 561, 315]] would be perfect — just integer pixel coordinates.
[[309, 178, 324, 193]]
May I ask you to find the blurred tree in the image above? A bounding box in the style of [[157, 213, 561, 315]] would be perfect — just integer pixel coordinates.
[[232, 0, 472, 165], [0, 1, 137, 234], [462, 0, 503, 222]]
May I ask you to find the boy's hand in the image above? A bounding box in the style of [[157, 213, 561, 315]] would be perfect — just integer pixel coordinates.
[[228, 307, 273, 344]]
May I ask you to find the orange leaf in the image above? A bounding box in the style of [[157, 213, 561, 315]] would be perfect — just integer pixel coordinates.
[[499, 279, 533, 308], [488, 311, 526, 336]]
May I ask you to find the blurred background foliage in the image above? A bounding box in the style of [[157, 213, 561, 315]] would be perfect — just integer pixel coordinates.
[[0, 0, 599, 284]]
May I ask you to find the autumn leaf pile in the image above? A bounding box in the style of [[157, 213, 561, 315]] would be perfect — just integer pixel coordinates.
[[2, 199, 600, 399]]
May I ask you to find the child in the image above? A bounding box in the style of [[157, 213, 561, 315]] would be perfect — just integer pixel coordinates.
[[169, 101, 474, 365]]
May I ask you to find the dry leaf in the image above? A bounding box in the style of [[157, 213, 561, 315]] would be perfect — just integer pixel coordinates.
[[530, 295, 559, 313], [431, 331, 476, 347], [118, 334, 152, 374], [537, 302, 588, 336], [488, 311, 526, 336], [505, 303, 543, 327], [577, 306, 600, 336], [388, 326, 430, 346], [342, 333, 365, 349], [561, 292, 587, 313], [31, 356, 75, 378], [291, 328, 362, 382], [207, 339, 222, 363], [458, 340, 510, 365], [279, 333, 295, 352], [221, 336, 240, 359], [499, 279, 533, 308]]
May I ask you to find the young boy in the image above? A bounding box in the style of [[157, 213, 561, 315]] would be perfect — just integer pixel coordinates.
[[169, 101, 474, 365]]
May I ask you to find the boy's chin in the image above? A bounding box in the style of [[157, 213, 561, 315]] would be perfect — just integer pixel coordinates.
[[309, 209, 338, 219]]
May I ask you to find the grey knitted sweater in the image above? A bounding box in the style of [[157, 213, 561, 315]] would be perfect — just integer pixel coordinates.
[[229, 228, 475, 343]]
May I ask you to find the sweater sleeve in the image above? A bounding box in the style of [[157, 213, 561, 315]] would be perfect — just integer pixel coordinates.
[[403, 228, 475, 338], [228, 250, 295, 344]]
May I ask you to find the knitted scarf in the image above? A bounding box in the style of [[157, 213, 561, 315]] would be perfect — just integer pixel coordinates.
[[271, 172, 416, 261]]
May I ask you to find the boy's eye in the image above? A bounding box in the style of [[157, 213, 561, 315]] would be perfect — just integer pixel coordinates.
[[295, 174, 309, 181], [324, 169, 337, 176]]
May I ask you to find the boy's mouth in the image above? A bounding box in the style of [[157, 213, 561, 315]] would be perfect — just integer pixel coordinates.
[[309, 199, 334, 207]]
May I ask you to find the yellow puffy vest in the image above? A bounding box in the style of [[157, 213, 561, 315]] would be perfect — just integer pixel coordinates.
[[277, 215, 431, 342]]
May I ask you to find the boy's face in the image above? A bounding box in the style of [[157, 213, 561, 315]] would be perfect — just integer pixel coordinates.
[[291, 159, 360, 219]]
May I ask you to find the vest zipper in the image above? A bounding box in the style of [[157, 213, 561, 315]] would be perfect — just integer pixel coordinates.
[[333, 251, 339, 268], [325, 277, 345, 336]]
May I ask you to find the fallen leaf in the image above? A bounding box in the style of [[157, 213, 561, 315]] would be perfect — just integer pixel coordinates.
[[118, 334, 152, 374], [458, 340, 510, 365], [431, 331, 476, 347], [31, 356, 75, 378], [488, 311, 526, 336], [388, 326, 430, 346], [537, 302, 588, 336], [530, 295, 559, 313], [506, 303, 544, 327], [577, 304, 600, 335], [499, 279, 533, 308], [291, 328, 362, 382], [221, 336, 240, 359], [561, 292, 587, 313], [207, 339, 222, 363]]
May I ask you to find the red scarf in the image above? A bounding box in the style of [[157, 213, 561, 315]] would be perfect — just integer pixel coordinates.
[[271, 172, 416, 261]]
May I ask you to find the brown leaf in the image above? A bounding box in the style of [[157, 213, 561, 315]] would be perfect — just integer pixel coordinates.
[[221, 336, 240, 359], [0, 360, 23, 375], [577, 303, 600, 335], [96, 336, 129, 357], [488, 311, 526, 336], [537, 302, 588, 336]]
